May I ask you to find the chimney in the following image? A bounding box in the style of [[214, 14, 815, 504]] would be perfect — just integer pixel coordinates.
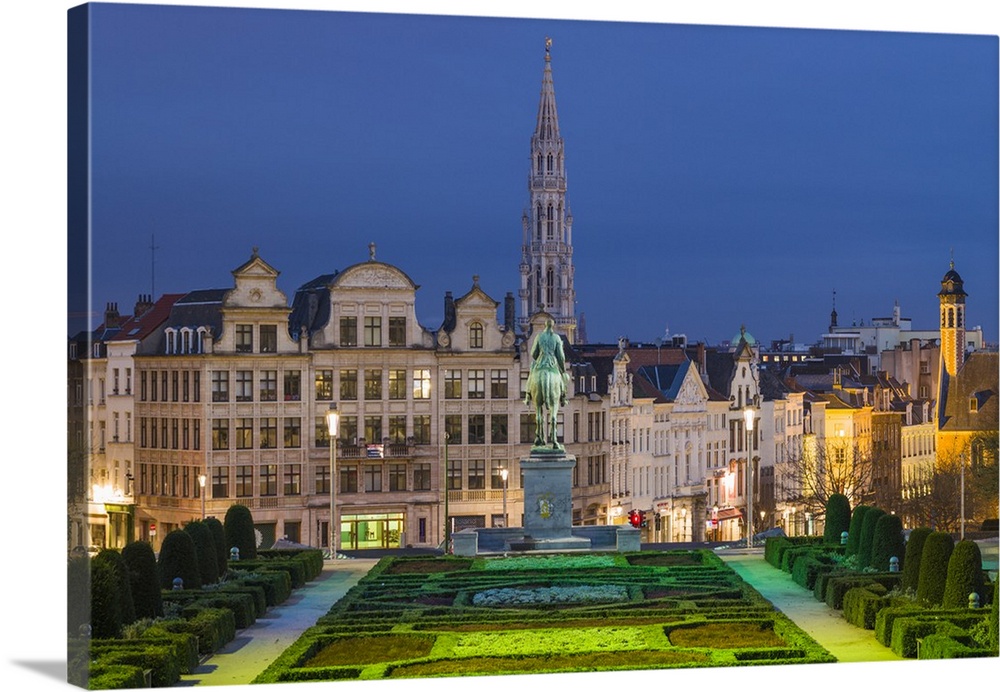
[[443, 291, 456, 331], [104, 302, 121, 329], [133, 294, 154, 319], [504, 292, 515, 332]]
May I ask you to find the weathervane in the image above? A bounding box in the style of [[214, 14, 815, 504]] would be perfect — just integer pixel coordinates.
[[545, 37, 552, 61]]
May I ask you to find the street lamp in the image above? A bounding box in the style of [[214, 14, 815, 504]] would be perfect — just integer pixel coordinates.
[[443, 432, 451, 551], [744, 407, 755, 548], [198, 474, 206, 520], [325, 403, 339, 555], [500, 466, 509, 528]]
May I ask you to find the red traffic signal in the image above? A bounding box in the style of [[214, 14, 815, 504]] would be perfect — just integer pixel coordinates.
[[628, 510, 643, 528]]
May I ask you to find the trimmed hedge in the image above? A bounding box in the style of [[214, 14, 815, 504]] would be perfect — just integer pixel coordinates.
[[824, 573, 901, 610], [150, 607, 236, 654], [916, 531, 954, 605], [845, 505, 871, 557], [225, 504, 258, 561], [889, 613, 988, 658], [869, 514, 905, 573], [900, 527, 932, 593], [918, 631, 995, 659], [260, 548, 326, 580], [163, 589, 258, 629], [87, 663, 148, 690], [823, 493, 851, 544], [205, 517, 229, 576], [856, 507, 886, 569], [791, 554, 837, 590], [184, 520, 221, 586], [94, 549, 137, 629], [122, 540, 163, 619], [229, 559, 307, 589], [89, 642, 183, 687], [91, 555, 124, 639], [842, 585, 895, 629], [158, 529, 202, 590], [942, 539, 985, 609]]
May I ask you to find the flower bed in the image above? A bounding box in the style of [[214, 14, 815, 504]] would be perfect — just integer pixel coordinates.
[[254, 550, 834, 684]]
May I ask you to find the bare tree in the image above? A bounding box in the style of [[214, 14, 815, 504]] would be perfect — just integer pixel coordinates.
[[901, 432, 998, 532], [775, 435, 878, 518]]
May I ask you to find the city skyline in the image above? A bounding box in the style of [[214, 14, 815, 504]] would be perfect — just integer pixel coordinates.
[[76, 3, 998, 346]]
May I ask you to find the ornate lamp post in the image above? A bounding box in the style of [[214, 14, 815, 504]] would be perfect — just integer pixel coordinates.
[[325, 403, 339, 554], [744, 407, 755, 548]]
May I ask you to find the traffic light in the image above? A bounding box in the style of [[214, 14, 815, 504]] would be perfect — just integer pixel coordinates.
[[628, 510, 641, 528]]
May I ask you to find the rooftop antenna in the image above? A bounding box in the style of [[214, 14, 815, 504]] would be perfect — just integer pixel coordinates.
[[150, 234, 160, 297]]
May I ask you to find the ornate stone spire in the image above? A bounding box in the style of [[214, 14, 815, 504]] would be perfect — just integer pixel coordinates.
[[519, 38, 577, 343]]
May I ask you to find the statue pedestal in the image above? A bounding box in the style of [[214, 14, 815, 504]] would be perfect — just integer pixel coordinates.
[[512, 452, 591, 551]]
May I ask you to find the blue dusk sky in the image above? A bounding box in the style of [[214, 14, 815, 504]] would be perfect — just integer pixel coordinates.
[[77, 3, 999, 346], [3, 4, 999, 692]]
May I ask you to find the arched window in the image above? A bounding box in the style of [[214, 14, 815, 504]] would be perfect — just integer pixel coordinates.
[[469, 322, 484, 349], [546, 266, 555, 307], [536, 204, 543, 241], [537, 154, 543, 174], [948, 309, 954, 328], [546, 204, 554, 239], [546, 153, 553, 172], [164, 328, 176, 354]]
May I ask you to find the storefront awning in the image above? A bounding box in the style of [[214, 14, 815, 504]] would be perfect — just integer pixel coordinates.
[[716, 508, 743, 522]]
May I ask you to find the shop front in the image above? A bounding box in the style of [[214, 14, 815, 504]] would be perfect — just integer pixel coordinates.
[[339, 511, 406, 550]]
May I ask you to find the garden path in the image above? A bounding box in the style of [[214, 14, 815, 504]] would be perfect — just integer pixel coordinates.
[[718, 549, 904, 663], [176, 558, 378, 687]]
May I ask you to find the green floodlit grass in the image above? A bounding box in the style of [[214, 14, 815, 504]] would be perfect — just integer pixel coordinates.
[[254, 549, 835, 684], [303, 635, 435, 667], [388, 650, 713, 678], [668, 621, 787, 649]]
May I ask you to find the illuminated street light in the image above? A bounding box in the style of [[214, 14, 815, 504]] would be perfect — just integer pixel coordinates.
[[500, 466, 509, 528], [325, 403, 340, 555], [198, 474, 206, 520]]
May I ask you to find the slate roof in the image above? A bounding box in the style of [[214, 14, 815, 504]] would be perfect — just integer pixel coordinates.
[[939, 352, 999, 433], [635, 363, 687, 401], [289, 273, 337, 338], [164, 289, 228, 337]]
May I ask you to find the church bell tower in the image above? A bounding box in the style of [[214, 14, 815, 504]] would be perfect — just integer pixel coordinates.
[[519, 38, 577, 343]]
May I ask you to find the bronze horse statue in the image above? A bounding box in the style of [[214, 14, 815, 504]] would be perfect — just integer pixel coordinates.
[[524, 319, 569, 450]]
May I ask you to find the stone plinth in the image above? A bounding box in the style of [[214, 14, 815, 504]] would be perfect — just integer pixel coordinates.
[[518, 452, 591, 551]]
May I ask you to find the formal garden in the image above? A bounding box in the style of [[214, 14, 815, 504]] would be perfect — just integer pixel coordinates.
[[764, 493, 999, 660], [67, 505, 326, 690], [253, 549, 835, 683]]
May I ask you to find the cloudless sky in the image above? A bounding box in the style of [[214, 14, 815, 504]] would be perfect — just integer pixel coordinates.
[[81, 3, 998, 346], [4, 4, 998, 692]]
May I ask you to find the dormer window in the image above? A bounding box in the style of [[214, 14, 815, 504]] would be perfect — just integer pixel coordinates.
[[969, 397, 979, 413], [469, 322, 484, 349]]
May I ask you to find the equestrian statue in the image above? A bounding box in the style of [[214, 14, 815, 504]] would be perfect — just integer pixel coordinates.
[[524, 319, 570, 451]]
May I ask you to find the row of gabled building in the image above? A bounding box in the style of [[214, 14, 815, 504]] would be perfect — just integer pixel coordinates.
[[70, 247, 995, 554]]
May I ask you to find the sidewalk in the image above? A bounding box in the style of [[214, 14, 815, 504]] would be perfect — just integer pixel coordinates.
[[177, 558, 378, 687], [718, 550, 903, 663]]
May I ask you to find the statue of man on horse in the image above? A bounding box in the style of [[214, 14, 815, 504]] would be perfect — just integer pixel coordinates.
[[524, 318, 570, 451]]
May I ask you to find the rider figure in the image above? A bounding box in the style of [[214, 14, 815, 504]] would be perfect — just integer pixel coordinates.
[[525, 319, 568, 448]]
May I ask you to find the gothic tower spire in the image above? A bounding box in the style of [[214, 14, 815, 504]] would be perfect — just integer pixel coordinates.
[[519, 37, 577, 343]]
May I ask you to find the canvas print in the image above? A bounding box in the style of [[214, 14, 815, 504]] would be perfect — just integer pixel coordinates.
[[66, 2, 999, 689]]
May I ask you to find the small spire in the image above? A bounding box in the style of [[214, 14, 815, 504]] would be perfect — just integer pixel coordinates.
[[472, 274, 480, 287], [950, 247, 954, 270], [368, 242, 376, 261], [251, 246, 259, 258], [545, 36, 552, 61]]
